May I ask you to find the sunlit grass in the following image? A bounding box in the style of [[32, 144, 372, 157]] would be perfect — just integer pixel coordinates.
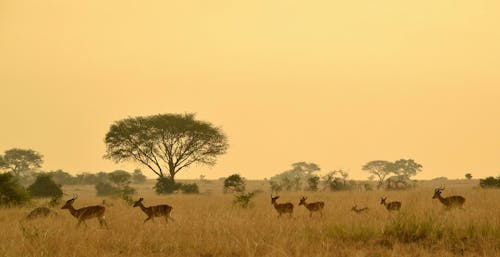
[[0, 181, 498, 257]]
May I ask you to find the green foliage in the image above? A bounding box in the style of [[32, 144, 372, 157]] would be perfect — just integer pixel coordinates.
[[104, 113, 229, 181], [0, 148, 44, 178], [27, 174, 63, 198], [108, 170, 131, 187], [269, 162, 320, 192], [154, 177, 181, 194], [46, 170, 76, 185], [95, 182, 121, 196], [132, 169, 147, 184], [179, 183, 199, 194], [233, 192, 255, 208], [322, 170, 351, 191], [307, 176, 320, 191], [479, 176, 500, 188], [0, 172, 30, 206], [223, 174, 246, 193]]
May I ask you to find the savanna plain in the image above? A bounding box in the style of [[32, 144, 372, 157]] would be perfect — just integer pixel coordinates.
[[1, 180, 499, 257]]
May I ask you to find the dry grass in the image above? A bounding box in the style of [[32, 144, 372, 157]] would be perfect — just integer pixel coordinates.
[[0, 181, 499, 257]]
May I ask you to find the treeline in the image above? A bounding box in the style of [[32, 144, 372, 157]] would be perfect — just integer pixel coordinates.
[[44, 169, 147, 185]]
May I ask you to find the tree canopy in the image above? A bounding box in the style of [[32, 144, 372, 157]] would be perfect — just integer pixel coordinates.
[[0, 148, 43, 178], [362, 159, 423, 189], [104, 113, 228, 181]]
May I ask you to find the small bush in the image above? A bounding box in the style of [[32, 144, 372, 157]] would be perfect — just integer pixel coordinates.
[[233, 192, 255, 208], [27, 174, 63, 198], [95, 182, 121, 196], [180, 183, 199, 194], [223, 174, 246, 193], [479, 176, 500, 188], [307, 176, 320, 191], [155, 177, 181, 194], [0, 173, 30, 206]]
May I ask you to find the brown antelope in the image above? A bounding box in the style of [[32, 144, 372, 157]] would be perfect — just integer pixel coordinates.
[[298, 196, 324, 217], [432, 186, 465, 209], [271, 195, 294, 217], [133, 198, 174, 223], [380, 197, 401, 211], [351, 205, 369, 214], [61, 195, 108, 228], [25, 207, 58, 220]]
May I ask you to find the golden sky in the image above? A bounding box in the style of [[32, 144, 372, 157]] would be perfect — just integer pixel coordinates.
[[1, 0, 499, 180]]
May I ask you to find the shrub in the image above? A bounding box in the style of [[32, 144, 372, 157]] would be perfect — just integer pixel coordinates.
[[0, 173, 30, 206], [155, 177, 181, 194], [479, 176, 500, 188], [180, 183, 199, 194], [132, 169, 147, 184], [27, 174, 63, 198], [307, 176, 320, 191], [233, 192, 255, 208], [95, 182, 121, 196], [223, 174, 246, 193]]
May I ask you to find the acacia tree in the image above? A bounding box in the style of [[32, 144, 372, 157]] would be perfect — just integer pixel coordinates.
[[104, 113, 228, 182], [362, 160, 392, 189], [0, 148, 43, 178]]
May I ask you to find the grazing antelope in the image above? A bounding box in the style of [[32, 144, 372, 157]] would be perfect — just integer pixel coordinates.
[[351, 205, 369, 214], [133, 198, 174, 223], [25, 207, 58, 220], [271, 195, 294, 217], [433, 186, 465, 209], [380, 197, 401, 212], [61, 195, 108, 228], [298, 196, 324, 217]]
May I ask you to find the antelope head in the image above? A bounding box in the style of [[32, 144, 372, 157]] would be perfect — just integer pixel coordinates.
[[133, 197, 144, 207], [298, 197, 307, 206], [433, 186, 445, 199], [271, 195, 280, 205], [380, 197, 387, 205], [62, 194, 78, 209]]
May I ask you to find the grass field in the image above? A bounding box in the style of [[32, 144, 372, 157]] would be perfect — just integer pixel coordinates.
[[0, 180, 498, 257]]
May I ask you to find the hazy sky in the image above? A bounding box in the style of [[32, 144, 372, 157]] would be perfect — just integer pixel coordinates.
[[1, 0, 499, 180]]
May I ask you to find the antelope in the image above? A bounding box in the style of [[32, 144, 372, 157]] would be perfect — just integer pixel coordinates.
[[271, 195, 294, 217], [133, 198, 174, 223], [351, 205, 369, 214], [380, 197, 401, 212], [61, 195, 108, 228], [298, 196, 324, 217], [432, 186, 465, 209], [25, 207, 58, 220]]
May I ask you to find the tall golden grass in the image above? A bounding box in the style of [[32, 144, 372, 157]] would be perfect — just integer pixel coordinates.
[[0, 180, 498, 257]]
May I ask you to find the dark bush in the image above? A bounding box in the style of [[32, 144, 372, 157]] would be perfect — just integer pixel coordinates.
[[27, 174, 63, 198], [95, 182, 121, 196], [233, 192, 255, 208], [479, 176, 500, 188], [307, 176, 320, 191], [155, 177, 181, 194], [0, 173, 30, 206], [180, 183, 199, 194], [223, 174, 246, 193]]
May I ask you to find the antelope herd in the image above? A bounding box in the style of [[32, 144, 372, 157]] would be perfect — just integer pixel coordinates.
[[22, 187, 466, 227]]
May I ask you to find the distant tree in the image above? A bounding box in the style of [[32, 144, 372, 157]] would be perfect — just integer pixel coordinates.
[[108, 170, 132, 187], [223, 174, 246, 193], [362, 160, 392, 189], [0, 148, 43, 178], [392, 159, 423, 178], [47, 170, 76, 185], [465, 173, 473, 180], [479, 176, 500, 188], [27, 174, 63, 198], [132, 169, 147, 184], [0, 173, 30, 206], [307, 176, 320, 191], [104, 113, 229, 182], [322, 170, 351, 191], [269, 162, 320, 191]]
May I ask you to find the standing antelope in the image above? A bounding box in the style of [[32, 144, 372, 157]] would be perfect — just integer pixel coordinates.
[[271, 195, 294, 217], [351, 205, 369, 214], [432, 186, 465, 209], [298, 196, 324, 217], [61, 195, 108, 228], [380, 197, 401, 212], [133, 198, 174, 223]]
